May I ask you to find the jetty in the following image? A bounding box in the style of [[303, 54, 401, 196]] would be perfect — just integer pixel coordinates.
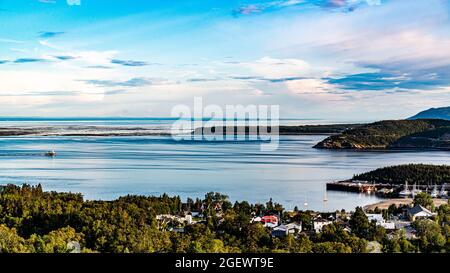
[[326, 181, 380, 194]]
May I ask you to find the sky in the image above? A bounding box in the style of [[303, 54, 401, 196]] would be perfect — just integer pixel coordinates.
[[0, 0, 450, 120]]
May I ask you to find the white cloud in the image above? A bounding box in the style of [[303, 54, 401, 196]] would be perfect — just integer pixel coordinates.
[[243, 57, 312, 78]]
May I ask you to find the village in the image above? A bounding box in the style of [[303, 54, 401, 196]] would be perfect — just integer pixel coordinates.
[[156, 192, 447, 252]]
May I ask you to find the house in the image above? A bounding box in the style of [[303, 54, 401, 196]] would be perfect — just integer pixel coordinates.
[[406, 205, 436, 221], [271, 222, 302, 237], [156, 214, 194, 227], [379, 222, 396, 230], [366, 213, 396, 230], [313, 218, 333, 233], [185, 214, 193, 225], [261, 215, 279, 228], [366, 214, 384, 223], [191, 211, 201, 218]]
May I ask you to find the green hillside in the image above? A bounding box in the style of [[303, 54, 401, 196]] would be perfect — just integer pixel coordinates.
[[352, 164, 450, 185], [314, 119, 450, 149]]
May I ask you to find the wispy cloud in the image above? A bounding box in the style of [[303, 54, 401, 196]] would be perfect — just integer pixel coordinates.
[[0, 38, 26, 44], [104, 89, 128, 95], [38, 0, 81, 5], [233, 0, 305, 16], [327, 63, 450, 91], [111, 59, 149, 67], [230, 76, 307, 83], [53, 55, 77, 60], [186, 78, 222, 83], [81, 77, 157, 88], [0, 90, 81, 97], [38, 31, 65, 38], [233, 0, 381, 16], [13, 58, 49, 64], [313, 0, 381, 12], [86, 65, 113, 69]]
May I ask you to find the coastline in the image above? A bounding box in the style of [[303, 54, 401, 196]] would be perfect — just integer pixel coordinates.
[[0, 123, 359, 137], [364, 198, 448, 211]]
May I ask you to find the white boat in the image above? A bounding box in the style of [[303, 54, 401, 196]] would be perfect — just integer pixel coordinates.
[[439, 184, 448, 198], [323, 190, 328, 202], [430, 184, 439, 198], [412, 183, 422, 198], [399, 181, 412, 197]]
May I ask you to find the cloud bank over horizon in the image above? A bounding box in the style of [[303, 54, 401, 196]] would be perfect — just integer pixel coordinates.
[[0, 0, 449, 120]]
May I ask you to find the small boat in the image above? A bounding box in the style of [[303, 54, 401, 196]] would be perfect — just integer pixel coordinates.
[[323, 190, 328, 202], [399, 181, 412, 197], [412, 183, 422, 197], [430, 184, 439, 198], [439, 184, 448, 198], [45, 150, 56, 157]]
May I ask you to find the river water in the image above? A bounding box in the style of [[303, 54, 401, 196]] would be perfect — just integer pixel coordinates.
[[0, 118, 448, 211]]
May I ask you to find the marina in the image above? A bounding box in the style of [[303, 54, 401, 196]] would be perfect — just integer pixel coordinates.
[[327, 180, 449, 199]]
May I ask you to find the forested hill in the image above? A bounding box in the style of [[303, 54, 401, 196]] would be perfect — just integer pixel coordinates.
[[409, 107, 450, 120], [314, 119, 450, 149], [352, 164, 450, 185]]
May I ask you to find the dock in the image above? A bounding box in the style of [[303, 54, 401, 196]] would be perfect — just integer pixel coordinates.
[[326, 180, 393, 194]]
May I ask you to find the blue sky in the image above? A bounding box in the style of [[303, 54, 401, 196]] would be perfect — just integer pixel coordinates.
[[0, 0, 450, 120]]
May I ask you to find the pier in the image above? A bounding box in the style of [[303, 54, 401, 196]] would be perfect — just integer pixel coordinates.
[[326, 181, 395, 194]]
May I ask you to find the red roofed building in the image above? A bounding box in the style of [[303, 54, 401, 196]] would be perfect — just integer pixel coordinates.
[[261, 215, 278, 228]]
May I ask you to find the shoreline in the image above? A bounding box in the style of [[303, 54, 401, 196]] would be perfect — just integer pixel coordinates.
[[364, 198, 448, 211], [0, 123, 360, 137]]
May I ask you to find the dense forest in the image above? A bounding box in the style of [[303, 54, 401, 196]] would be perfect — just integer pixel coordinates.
[[352, 164, 450, 185], [0, 184, 449, 253], [193, 124, 364, 136], [314, 119, 450, 149], [409, 106, 450, 120]]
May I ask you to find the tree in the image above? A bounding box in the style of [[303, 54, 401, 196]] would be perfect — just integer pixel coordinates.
[[293, 211, 313, 231], [413, 192, 434, 211], [312, 242, 352, 253], [412, 219, 445, 253], [0, 225, 30, 253], [349, 207, 370, 239], [294, 233, 313, 253], [28, 226, 84, 253], [383, 231, 416, 253], [244, 223, 270, 252]]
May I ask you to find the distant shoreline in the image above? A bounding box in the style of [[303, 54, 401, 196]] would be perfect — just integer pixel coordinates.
[[0, 123, 363, 137]]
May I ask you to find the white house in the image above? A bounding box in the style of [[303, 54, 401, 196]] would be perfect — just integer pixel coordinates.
[[271, 222, 302, 237], [366, 213, 396, 230], [366, 214, 384, 223], [313, 218, 333, 233], [406, 205, 436, 221]]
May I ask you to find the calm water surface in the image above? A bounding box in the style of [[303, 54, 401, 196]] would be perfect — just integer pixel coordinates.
[[0, 119, 448, 211]]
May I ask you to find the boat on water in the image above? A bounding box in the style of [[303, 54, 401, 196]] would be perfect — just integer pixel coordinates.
[[412, 183, 422, 198], [439, 184, 448, 198], [398, 181, 412, 197], [323, 190, 328, 202], [430, 184, 439, 198], [45, 150, 56, 157]]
